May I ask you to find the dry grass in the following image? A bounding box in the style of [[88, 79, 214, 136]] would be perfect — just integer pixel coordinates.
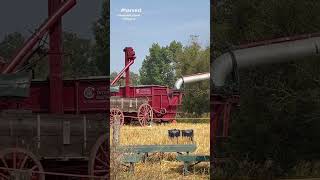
[[110, 123, 210, 180]]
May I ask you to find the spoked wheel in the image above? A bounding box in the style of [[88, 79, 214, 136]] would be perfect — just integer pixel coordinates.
[[138, 103, 153, 126], [0, 148, 45, 180], [88, 134, 108, 180], [110, 108, 124, 126]]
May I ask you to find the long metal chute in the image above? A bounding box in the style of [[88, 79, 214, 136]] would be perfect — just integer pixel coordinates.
[[212, 36, 320, 89], [111, 60, 134, 85], [174, 73, 210, 89]]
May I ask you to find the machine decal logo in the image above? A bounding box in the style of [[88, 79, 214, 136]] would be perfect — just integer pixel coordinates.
[[136, 88, 151, 95], [84, 87, 95, 99]]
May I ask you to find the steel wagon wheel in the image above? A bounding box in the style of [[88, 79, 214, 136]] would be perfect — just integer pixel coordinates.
[[88, 134, 109, 180], [138, 103, 153, 126], [110, 108, 124, 126], [0, 148, 45, 180]]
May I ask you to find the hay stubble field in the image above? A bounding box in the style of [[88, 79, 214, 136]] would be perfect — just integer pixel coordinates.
[[110, 123, 210, 180]]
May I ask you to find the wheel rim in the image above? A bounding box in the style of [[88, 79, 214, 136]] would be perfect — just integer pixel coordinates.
[[0, 148, 45, 180], [138, 103, 153, 126], [110, 108, 124, 126], [88, 134, 108, 179]]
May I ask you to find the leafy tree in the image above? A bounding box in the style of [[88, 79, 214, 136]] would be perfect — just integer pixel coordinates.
[[110, 71, 118, 82], [130, 71, 140, 86], [0, 32, 25, 60], [32, 32, 98, 79], [176, 39, 210, 115], [93, 0, 109, 75], [62, 32, 98, 78], [139, 43, 177, 87]]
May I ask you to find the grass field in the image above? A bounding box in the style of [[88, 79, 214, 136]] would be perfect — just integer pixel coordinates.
[[110, 122, 210, 180]]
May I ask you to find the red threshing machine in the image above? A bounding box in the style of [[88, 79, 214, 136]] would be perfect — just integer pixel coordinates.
[[110, 47, 183, 126], [0, 0, 109, 179], [110, 47, 210, 127]]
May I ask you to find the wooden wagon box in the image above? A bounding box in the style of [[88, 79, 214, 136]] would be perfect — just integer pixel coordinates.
[[110, 96, 148, 113], [0, 111, 107, 158], [0, 111, 109, 179]]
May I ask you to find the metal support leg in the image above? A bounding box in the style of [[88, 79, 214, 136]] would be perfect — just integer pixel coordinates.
[[142, 152, 148, 163], [183, 162, 190, 176], [129, 162, 135, 173]]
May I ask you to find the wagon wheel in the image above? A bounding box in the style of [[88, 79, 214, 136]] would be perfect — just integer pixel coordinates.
[[0, 148, 45, 180], [110, 108, 124, 126], [138, 103, 153, 126], [88, 134, 109, 180]]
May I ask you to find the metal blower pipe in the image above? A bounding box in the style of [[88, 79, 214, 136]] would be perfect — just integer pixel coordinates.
[[212, 36, 320, 89], [174, 73, 210, 89]]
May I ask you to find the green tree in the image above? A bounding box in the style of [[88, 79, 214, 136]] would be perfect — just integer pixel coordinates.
[[32, 32, 97, 79], [0, 32, 25, 60], [62, 32, 98, 78], [130, 71, 140, 86], [93, 0, 109, 75], [139, 43, 177, 87], [176, 38, 210, 115]]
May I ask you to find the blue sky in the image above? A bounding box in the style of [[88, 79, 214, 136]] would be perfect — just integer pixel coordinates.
[[110, 0, 210, 73]]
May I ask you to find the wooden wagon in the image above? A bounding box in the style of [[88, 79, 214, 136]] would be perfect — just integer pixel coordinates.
[[0, 76, 110, 179], [0, 111, 108, 179]]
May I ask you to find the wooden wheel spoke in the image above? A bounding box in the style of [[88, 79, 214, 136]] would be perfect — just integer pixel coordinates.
[[99, 146, 108, 158], [94, 169, 108, 173], [95, 165, 105, 170], [95, 156, 107, 167], [89, 134, 109, 178], [12, 151, 16, 169], [110, 108, 124, 126], [0, 157, 8, 168], [31, 165, 38, 171], [138, 103, 153, 126], [0, 148, 44, 180], [0, 172, 9, 180], [19, 155, 29, 169]]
